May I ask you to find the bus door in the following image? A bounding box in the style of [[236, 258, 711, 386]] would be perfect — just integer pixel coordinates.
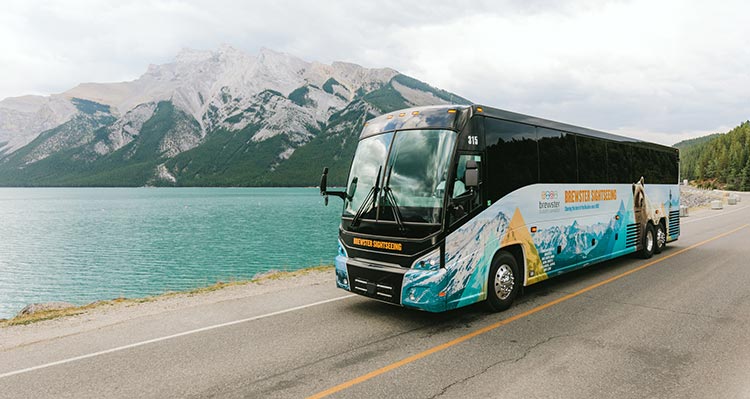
[[447, 153, 483, 228]]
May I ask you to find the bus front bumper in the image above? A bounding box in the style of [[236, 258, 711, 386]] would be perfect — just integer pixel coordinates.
[[335, 255, 450, 313]]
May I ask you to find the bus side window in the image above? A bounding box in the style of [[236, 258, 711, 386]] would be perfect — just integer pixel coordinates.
[[485, 118, 538, 201], [538, 128, 577, 183], [607, 142, 634, 183], [577, 135, 607, 183]]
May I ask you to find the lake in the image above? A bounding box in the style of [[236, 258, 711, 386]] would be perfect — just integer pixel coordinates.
[[0, 188, 341, 319]]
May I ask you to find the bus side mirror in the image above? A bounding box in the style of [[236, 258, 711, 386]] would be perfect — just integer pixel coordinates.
[[320, 167, 329, 195], [319, 167, 347, 206], [320, 167, 329, 206], [465, 160, 478, 188]]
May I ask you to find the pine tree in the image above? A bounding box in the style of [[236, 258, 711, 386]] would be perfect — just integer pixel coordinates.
[[676, 121, 750, 190], [741, 163, 750, 191]]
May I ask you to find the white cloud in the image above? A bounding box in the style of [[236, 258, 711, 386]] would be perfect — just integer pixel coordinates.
[[1, 0, 748, 144]]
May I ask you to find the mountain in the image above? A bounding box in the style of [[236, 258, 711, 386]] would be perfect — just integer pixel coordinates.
[[675, 121, 750, 190], [0, 46, 469, 187], [0, 95, 78, 156], [533, 205, 622, 266]]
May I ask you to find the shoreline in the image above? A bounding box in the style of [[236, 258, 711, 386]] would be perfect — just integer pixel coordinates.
[[1, 265, 333, 328], [1, 186, 739, 328]]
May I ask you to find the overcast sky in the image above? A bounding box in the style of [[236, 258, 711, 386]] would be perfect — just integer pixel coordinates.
[[2, 0, 748, 145]]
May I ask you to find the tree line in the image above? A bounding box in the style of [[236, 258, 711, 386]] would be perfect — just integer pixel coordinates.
[[676, 121, 750, 190]]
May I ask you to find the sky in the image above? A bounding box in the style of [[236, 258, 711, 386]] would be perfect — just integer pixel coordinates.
[[1, 0, 748, 145]]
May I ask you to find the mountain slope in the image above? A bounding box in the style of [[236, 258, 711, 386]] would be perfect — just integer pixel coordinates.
[[676, 121, 750, 189], [0, 95, 78, 155], [268, 100, 373, 186], [0, 46, 470, 187]]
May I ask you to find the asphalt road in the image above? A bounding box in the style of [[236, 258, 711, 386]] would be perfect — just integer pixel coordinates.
[[2, 194, 750, 399]]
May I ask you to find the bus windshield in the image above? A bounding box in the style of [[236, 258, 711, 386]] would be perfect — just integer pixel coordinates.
[[344, 129, 457, 224]]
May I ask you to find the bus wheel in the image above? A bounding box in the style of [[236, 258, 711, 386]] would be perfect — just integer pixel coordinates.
[[639, 223, 655, 259], [485, 252, 520, 312], [654, 223, 666, 254]]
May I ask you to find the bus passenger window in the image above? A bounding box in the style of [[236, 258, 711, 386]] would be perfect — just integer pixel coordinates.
[[485, 118, 538, 201], [607, 142, 634, 183], [577, 135, 607, 183], [538, 128, 577, 183]]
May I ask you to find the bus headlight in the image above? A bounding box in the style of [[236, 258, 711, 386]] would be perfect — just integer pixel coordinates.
[[335, 239, 349, 290], [337, 239, 348, 258], [412, 247, 441, 271]]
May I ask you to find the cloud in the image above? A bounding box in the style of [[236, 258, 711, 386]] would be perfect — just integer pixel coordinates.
[[1, 0, 748, 144]]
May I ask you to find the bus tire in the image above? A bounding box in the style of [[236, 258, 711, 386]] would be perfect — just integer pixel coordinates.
[[639, 223, 655, 259], [654, 222, 666, 254], [485, 251, 521, 312]]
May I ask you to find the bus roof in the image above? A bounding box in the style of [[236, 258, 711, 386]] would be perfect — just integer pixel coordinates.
[[361, 104, 676, 154], [360, 105, 468, 139]]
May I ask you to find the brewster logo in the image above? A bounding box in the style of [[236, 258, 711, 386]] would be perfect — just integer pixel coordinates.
[[541, 191, 559, 201], [539, 190, 561, 213]]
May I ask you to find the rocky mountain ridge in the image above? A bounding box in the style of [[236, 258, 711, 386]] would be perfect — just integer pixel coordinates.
[[0, 46, 469, 186]]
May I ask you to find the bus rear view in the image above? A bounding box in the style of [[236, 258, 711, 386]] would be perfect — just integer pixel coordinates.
[[320, 105, 680, 313]]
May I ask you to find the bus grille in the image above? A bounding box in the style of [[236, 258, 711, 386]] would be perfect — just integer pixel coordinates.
[[347, 264, 403, 305], [626, 223, 639, 248], [668, 210, 680, 237]]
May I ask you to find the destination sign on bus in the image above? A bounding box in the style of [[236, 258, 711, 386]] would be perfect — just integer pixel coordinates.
[[353, 237, 403, 252]]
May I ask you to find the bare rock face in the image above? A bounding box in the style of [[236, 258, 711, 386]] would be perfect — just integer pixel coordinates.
[[17, 302, 76, 317], [0, 46, 467, 186]]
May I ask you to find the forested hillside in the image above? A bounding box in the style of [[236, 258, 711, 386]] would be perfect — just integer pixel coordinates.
[[676, 121, 750, 190]]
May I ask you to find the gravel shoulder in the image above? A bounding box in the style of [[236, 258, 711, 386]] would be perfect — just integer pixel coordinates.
[[681, 185, 743, 209]]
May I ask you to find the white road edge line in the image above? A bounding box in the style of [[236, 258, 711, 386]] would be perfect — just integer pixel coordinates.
[[681, 205, 749, 224], [0, 294, 357, 380], [2, 203, 743, 380]]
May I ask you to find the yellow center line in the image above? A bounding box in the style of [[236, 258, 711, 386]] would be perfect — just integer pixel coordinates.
[[308, 224, 749, 399]]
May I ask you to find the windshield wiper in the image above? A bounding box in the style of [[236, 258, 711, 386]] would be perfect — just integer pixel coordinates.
[[350, 166, 382, 228], [382, 165, 406, 232]]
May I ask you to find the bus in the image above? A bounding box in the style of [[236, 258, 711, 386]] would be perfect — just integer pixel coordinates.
[[319, 104, 680, 312]]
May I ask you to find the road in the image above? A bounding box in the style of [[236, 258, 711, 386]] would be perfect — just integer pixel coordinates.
[[2, 194, 750, 398]]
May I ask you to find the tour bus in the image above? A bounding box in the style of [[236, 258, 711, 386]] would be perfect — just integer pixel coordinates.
[[320, 105, 680, 312]]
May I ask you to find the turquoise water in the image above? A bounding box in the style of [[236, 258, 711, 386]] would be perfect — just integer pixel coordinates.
[[0, 188, 341, 319]]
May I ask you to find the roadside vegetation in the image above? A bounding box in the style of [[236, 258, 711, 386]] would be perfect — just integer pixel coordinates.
[[1, 265, 333, 327], [676, 121, 750, 190]]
